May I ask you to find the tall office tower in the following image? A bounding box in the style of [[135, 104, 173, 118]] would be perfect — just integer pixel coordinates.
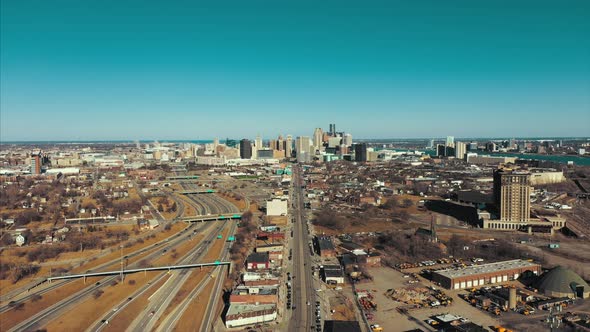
[[436, 144, 446, 157], [329, 124, 336, 136], [213, 138, 219, 149], [428, 139, 435, 149], [239, 139, 252, 159], [509, 138, 516, 149], [255, 135, 262, 149], [269, 139, 277, 151], [493, 169, 531, 222], [277, 135, 284, 151], [313, 128, 323, 151], [354, 143, 367, 162], [446, 136, 455, 147], [295, 136, 311, 163], [30, 153, 41, 175], [485, 142, 497, 152], [285, 135, 293, 158], [455, 142, 467, 160], [343, 133, 353, 146]]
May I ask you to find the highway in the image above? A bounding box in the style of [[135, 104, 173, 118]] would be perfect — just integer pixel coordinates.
[[289, 165, 316, 332], [0, 221, 198, 315], [128, 221, 235, 332], [89, 221, 234, 332], [7, 221, 213, 332]]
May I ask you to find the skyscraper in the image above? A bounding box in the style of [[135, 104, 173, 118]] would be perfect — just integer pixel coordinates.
[[455, 142, 467, 160], [354, 143, 367, 162], [285, 135, 293, 158], [329, 124, 336, 136], [493, 169, 531, 223], [277, 135, 284, 151], [446, 136, 455, 147], [313, 128, 323, 151], [30, 153, 41, 175], [296, 136, 311, 163], [343, 133, 353, 146], [239, 139, 252, 159]]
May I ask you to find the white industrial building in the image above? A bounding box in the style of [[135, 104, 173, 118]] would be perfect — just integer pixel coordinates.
[[266, 199, 288, 216], [225, 304, 277, 328]]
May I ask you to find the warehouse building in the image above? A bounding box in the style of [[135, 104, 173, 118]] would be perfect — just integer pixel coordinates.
[[432, 259, 541, 290], [225, 304, 277, 328]]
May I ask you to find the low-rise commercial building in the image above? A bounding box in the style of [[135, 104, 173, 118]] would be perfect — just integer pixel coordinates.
[[316, 236, 336, 257], [225, 304, 277, 328], [229, 286, 279, 305], [432, 259, 541, 290], [322, 265, 345, 285]]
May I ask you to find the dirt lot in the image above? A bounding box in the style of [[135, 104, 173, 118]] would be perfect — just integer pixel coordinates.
[[366, 267, 502, 331]]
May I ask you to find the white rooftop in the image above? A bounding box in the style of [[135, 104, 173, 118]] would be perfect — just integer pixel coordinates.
[[434, 259, 539, 279]]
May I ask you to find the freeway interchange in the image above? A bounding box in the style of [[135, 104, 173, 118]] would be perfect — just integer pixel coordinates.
[[1, 188, 240, 332]]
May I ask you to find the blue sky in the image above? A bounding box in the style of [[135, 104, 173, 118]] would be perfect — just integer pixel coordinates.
[[1, 0, 589, 141]]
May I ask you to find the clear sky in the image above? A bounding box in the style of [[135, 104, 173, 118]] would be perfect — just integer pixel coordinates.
[[1, 0, 589, 141]]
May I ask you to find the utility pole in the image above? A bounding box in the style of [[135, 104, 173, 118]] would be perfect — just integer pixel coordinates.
[[120, 245, 124, 281]]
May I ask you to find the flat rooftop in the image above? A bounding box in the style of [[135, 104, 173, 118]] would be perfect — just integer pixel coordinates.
[[434, 259, 539, 279], [226, 303, 276, 316]]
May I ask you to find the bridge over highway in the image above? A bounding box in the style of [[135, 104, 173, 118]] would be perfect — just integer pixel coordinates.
[[47, 261, 232, 282], [179, 189, 215, 194], [177, 213, 242, 222]]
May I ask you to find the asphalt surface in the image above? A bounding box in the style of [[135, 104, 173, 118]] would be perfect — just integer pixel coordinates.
[[8, 221, 207, 332], [289, 165, 316, 332]]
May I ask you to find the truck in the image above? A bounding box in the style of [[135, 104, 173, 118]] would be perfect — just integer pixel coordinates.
[[370, 324, 383, 332]]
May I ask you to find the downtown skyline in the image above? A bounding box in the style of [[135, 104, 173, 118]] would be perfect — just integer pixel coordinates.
[[2, 0, 590, 141]]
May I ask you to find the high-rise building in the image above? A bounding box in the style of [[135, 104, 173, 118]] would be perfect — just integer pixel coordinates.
[[30, 153, 41, 175], [329, 124, 336, 136], [428, 139, 435, 149], [468, 142, 478, 151], [493, 169, 531, 223], [239, 139, 252, 159], [277, 135, 284, 151], [485, 142, 497, 152], [255, 135, 262, 149], [313, 128, 323, 151], [354, 143, 367, 162], [436, 144, 446, 157], [455, 142, 467, 160], [446, 136, 455, 147], [343, 133, 353, 146], [285, 135, 293, 158], [296, 136, 311, 163]]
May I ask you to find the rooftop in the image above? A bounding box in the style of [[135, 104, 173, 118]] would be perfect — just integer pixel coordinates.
[[434, 259, 539, 279], [226, 303, 276, 317], [247, 252, 269, 263]]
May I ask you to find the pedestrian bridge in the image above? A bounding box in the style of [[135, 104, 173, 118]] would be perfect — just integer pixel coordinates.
[[47, 261, 232, 282]]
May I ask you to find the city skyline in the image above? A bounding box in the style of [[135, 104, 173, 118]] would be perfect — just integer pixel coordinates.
[[2, 0, 590, 141]]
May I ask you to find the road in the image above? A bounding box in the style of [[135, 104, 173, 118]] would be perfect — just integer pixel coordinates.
[[289, 165, 316, 332], [7, 221, 210, 332], [128, 221, 235, 332]]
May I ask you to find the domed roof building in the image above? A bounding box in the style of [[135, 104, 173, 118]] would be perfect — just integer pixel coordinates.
[[534, 266, 589, 299]]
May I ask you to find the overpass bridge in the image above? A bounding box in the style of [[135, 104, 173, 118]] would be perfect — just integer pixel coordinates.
[[47, 261, 232, 282], [180, 189, 215, 195], [178, 213, 242, 222]]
